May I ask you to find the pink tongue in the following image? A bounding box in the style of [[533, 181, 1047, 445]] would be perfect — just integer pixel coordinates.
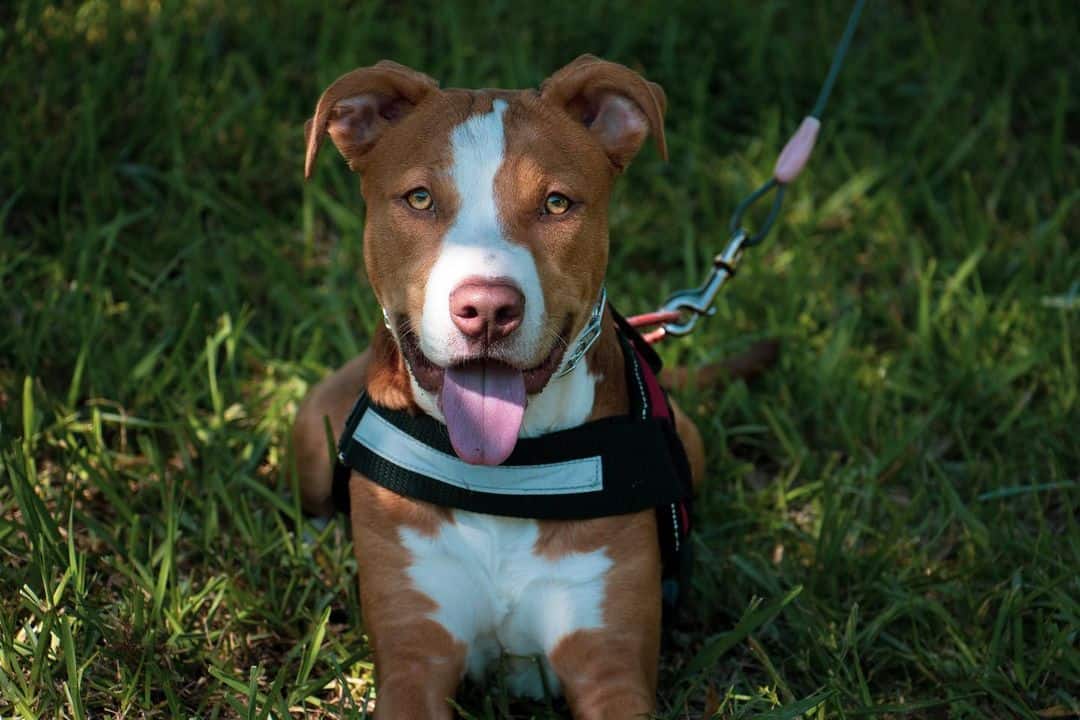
[[441, 362, 526, 466]]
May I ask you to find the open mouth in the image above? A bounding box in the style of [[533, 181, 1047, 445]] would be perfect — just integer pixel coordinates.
[[396, 318, 572, 397], [394, 317, 572, 466]]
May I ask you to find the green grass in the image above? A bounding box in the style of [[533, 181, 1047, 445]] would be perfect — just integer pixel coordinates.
[[1, 0, 1078, 717]]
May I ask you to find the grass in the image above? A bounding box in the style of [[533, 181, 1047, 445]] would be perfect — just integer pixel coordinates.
[[1, 0, 1077, 717]]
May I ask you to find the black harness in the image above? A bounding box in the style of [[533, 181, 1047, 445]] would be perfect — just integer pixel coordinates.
[[332, 312, 694, 615]]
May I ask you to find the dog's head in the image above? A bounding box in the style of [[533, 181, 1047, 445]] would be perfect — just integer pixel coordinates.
[[305, 56, 665, 464]]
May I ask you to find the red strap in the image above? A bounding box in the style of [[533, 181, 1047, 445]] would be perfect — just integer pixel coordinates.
[[634, 348, 670, 420], [678, 501, 690, 533], [625, 309, 683, 345]]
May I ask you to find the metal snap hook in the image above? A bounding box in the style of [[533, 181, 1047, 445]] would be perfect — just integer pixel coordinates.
[[657, 229, 748, 337]]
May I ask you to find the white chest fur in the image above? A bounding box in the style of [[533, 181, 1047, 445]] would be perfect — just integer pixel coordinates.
[[399, 511, 612, 698]]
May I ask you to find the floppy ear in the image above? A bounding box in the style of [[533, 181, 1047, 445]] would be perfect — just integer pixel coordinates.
[[539, 54, 667, 171], [304, 61, 438, 179]]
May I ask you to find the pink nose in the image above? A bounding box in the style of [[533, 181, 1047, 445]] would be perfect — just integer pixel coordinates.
[[450, 280, 525, 343]]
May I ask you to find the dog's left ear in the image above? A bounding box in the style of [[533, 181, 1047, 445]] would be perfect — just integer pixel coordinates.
[[540, 55, 667, 171]]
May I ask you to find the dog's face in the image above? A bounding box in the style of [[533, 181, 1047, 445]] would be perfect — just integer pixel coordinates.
[[305, 56, 665, 464]]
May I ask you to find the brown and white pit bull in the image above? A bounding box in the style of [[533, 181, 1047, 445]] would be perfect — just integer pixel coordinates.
[[292, 55, 707, 718]]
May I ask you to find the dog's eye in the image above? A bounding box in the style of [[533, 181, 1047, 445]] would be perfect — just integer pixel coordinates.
[[405, 188, 433, 211], [543, 193, 572, 215]]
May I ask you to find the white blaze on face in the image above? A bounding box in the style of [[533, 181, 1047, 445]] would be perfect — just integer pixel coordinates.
[[419, 99, 546, 368]]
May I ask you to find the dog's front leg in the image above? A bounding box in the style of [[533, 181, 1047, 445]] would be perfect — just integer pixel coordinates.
[[348, 480, 468, 718], [371, 641, 464, 719], [355, 556, 467, 720], [544, 513, 663, 720], [550, 628, 658, 719]]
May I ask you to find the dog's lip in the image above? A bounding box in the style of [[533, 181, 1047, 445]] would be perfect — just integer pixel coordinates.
[[398, 320, 572, 396]]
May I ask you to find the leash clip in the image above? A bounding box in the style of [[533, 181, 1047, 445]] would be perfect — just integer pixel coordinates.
[[658, 229, 747, 337]]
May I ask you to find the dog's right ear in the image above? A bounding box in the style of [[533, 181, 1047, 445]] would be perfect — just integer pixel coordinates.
[[304, 61, 438, 179]]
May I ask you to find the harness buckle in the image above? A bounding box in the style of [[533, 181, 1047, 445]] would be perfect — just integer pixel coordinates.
[[658, 229, 747, 337]]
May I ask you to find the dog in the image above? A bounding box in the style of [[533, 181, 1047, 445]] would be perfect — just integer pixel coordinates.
[[292, 55, 709, 718]]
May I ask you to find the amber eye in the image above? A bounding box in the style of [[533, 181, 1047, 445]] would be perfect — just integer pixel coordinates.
[[405, 188, 433, 211], [544, 193, 572, 215]]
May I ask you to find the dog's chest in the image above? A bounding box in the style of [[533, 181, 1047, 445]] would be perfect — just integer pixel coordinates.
[[399, 510, 612, 697]]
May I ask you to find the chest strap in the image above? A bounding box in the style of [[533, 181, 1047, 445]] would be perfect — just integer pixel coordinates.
[[330, 312, 694, 614], [332, 326, 691, 521]]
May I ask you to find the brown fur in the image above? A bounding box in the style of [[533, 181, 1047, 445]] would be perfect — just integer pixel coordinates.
[[292, 56, 710, 718]]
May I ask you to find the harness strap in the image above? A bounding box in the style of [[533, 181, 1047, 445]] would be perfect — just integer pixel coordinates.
[[335, 391, 687, 520], [330, 310, 695, 614], [614, 308, 695, 609]]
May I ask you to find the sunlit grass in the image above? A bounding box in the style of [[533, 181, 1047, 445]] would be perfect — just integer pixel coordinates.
[[1, 0, 1077, 717]]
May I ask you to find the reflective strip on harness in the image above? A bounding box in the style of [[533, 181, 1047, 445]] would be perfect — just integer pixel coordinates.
[[351, 408, 603, 495], [336, 394, 688, 520]]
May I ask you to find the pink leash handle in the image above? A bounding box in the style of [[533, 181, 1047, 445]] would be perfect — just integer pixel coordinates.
[[774, 116, 821, 184]]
